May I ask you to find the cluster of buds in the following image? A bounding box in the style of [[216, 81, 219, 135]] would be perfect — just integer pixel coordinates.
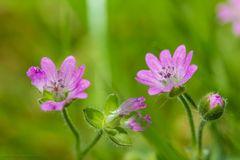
[[83, 94, 151, 146]]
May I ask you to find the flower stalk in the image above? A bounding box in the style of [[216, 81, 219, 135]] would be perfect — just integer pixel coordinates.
[[62, 108, 81, 159], [178, 94, 197, 147], [197, 120, 206, 160], [79, 130, 103, 159]]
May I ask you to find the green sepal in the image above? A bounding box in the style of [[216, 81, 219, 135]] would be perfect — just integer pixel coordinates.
[[107, 127, 132, 146], [83, 108, 105, 129], [106, 116, 121, 128], [169, 86, 185, 97], [38, 91, 54, 104], [104, 93, 119, 115], [183, 93, 198, 110], [104, 127, 118, 136], [203, 106, 224, 121]]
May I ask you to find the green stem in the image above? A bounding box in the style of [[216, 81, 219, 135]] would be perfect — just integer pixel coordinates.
[[79, 130, 103, 159], [62, 108, 81, 159], [197, 120, 206, 160], [178, 95, 197, 146]]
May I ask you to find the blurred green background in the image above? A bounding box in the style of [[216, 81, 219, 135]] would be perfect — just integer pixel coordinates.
[[0, 0, 240, 159]]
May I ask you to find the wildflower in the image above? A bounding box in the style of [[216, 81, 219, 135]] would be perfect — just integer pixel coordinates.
[[27, 56, 90, 111], [217, 0, 240, 36], [125, 113, 152, 132], [199, 93, 225, 121], [136, 45, 197, 96]]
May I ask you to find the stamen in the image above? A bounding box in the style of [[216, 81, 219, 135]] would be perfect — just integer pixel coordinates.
[[158, 66, 176, 82]]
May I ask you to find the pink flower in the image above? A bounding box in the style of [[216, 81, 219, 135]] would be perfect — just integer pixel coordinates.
[[208, 93, 224, 109], [217, 0, 240, 36], [125, 113, 152, 132], [136, 45, 198, 95], [27, 56, 90, 111], [116, 96, 146, 116]]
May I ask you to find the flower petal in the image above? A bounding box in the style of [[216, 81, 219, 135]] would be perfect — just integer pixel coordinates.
[[59, 56, 76, 85], [183, 51, 193, 69], [69, 79, 90, 99], [127, 118, 144, 132], [69, 65, 85, 90], [145, 53, 162, 72], [161, 83, 175, 92], [178, 64, 198, 86], [41, 57, 57, 82], [144, 114, 152, 126], [233, 22, 240, 36], [159, 49, 172, 66], [208, 93, 224, 108], [118, 97, 146, 115], [126, 113, 151, 132], [70, 92, 88, 99], [217, 4, 232, 22], [148, 87, 162, 95], [173, 45, 186, 66], [40, 101, 65, 111], [26, 66, 46, 92], [136, 70, 160, 86]]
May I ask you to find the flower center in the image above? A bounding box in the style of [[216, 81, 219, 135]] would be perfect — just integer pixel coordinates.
[[45, 79, 68, 101], [158, 66, 177, 85]]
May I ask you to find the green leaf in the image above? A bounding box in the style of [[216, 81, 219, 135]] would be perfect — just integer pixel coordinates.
[[108, 127, 132, 146], [83, 108, 105, 129], [104, 93, 119, 115]]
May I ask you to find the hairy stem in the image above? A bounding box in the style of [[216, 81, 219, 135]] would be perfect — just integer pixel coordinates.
[[79, 130, 103, 159], [197, 120, 206, 160], [62, 108, 81, 159], [178, 95, 197, 146]]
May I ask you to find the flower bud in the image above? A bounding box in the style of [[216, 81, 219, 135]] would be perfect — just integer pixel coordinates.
[[199, 93, 225, 121]]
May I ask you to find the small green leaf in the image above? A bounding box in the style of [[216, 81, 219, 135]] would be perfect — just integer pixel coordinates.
[[104, 93, 119, 115], [108, 127, 132, 146], [83, 108, 105, 129]]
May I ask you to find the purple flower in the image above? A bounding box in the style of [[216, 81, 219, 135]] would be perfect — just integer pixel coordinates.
[[136, 45, 198, 95], [208, 93, 224, 109], [116, 96, 146, 116], [27, 56, 90, 111], [217, 0, 240, 36], [125, 113, 152, 132]]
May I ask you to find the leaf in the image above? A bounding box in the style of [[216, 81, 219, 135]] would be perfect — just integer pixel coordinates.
[[104, 93, 119, 115], [108, 127, 132, 146], [83, 108, 105, 129]]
